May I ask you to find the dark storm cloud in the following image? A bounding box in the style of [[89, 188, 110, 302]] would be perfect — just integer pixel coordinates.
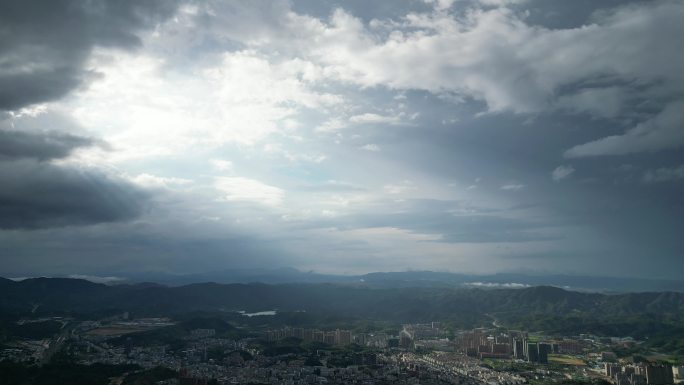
[[0, 0, 170, 228], [0, 227, 295, 277], [0, 129, 146, 229], [0, 160, 147, 229], [334, 87, 684, 275], [0, 129, 95, 161], [0, 0, 179, 110]]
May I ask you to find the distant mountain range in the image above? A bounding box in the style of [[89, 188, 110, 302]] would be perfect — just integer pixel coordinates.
[[1, 276, 683, 320], [3, 276, 684, 349], [18, 268, 684, 292]]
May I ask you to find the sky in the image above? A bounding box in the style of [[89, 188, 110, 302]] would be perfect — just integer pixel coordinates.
[[1, 0, 683, 279]]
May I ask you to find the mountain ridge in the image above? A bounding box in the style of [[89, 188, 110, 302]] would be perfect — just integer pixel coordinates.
[[2, 277, 684, 318], [6, 269, 684, 292]]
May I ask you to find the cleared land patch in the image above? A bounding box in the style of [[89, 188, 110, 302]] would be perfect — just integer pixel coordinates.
[[549, 354, 585, 366]]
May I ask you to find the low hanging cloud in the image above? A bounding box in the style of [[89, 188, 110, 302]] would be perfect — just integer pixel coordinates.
[[67, 275, 127, 284], [463, 281, 530, 289]]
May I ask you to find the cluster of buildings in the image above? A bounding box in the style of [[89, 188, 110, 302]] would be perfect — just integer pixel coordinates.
[[156, 358, 450, 385], [413, 352, 527, 385], [0, 340, 48, 363], [265, 328, 353, 346], [401, 322, 445, 339], [188, 329, 216, 340], [7, 314, 684, 385], [120, 351, 459, 385], [265, 326, 450, 350], [605, 363, 679, 385], [265, 327, 428, 350], [399, 322, 447, 349], [75, 327, 248, 370], [454, 328, 583, 363]]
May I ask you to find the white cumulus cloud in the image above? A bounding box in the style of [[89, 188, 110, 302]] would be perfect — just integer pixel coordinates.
[[501, 183, 525, 191], [552, 165, 575, 181], [214, 177, 285, 206]]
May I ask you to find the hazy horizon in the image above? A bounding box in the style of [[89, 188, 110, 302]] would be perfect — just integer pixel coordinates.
[[2, 0, 684, 280]]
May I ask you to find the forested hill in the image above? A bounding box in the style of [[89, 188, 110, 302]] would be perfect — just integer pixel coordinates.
[[2, 278, 684, 322]]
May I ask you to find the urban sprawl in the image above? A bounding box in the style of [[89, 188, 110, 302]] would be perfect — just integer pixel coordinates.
[[2, 315, 682, 385]]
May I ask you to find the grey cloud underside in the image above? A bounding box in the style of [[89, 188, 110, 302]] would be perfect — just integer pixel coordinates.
[[0, 229, 295, 276], [0, 129, 95, 160], [362, 211, 558, 243], [0, 67, 89, 111], [305, 199, 557, 243], [349, 108, 684, 254], [0, 129, 147, 229], [0, 160, 147, 229], [0, 0, 179, 110]]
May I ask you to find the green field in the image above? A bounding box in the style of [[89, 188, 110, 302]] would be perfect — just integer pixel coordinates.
[[549, 354, 586, 366]]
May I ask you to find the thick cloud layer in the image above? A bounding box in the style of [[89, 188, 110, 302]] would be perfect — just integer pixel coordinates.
[[0, 0, 179, 110], [0, 160, 146, 229], [1, 0, 683, 279], [0, 129, 94, 161], [0, 128, 146, 229]]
